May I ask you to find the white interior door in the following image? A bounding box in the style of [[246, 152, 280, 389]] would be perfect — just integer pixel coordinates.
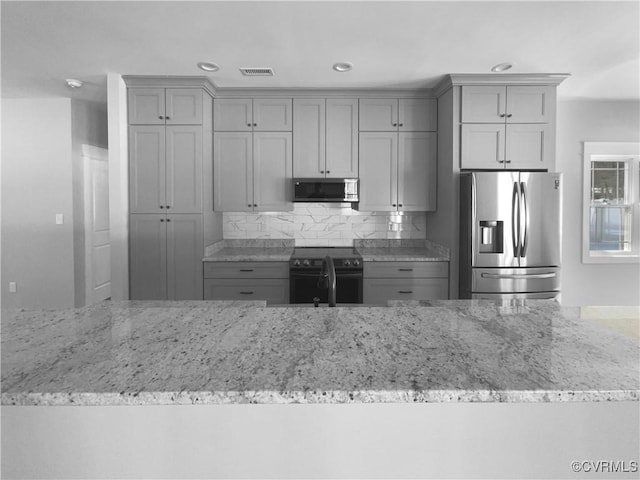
[[83, 144, 111, 305]]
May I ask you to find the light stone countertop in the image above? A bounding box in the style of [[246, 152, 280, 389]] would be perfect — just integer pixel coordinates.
[[203, 239, 294, 262], [2, 300, 638, 406], [356, 239, 449, 262]]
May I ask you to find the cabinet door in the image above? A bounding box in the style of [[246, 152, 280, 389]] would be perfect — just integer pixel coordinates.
[[253, 99, 293, 131], [398, 132, 437, 211], [214, 132, 253, 211], [253, 132, 293, 212], [399, 98, 437, 132], [129, 126, 166, 213], [461, 86, 507, 123], [326, 98, 359, 178], [505, 86, 553, 123], [293, 98, 325, 177], [166, 126, 202, 213], [359, 98, 398, 131], [165, 89, 203, 125], [505, 124, 553, 170], [166, 214, 203, 300], [460, 124, 506, 169], [128, 88, 166, 125], [214, 99, 253, 131], [358, 132, 397, 211], [129, 214, 167, 299]]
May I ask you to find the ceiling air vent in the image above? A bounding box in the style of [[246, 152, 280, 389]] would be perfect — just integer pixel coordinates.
[[240, 67, 275, 76]]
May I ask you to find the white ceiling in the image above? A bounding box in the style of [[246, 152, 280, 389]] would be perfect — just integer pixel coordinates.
[[2, 1, 639, 103]]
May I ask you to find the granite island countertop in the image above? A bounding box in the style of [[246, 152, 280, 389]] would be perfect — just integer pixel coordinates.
[[2, 300, 638, 406]]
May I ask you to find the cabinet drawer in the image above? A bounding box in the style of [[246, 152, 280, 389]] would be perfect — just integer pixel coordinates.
[[363, 278, 449, 304], [203, 262, 288, 279], [364, 262, 448, 278], [203, 279, 288, 304]]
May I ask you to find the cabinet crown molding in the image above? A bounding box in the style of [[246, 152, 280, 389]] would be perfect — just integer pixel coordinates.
[[123, 75, 216, 97], [433, 73, 571, 98]]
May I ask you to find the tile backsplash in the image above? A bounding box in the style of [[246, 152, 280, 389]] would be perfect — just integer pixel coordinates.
[[223, 203, 427, 246]]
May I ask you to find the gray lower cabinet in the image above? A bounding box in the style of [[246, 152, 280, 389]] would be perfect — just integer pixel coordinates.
[[203, 262, 288, 304], [130, 213, 203, 300], [363, 261, 449, 304]]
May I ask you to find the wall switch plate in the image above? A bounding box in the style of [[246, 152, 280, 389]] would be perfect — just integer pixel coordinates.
[[56, 213, 64, 225], [9, 282, 17, 293]]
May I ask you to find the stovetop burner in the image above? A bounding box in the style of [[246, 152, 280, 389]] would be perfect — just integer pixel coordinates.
[[290, 247, 362, 270], [291, 247, 361, 259]]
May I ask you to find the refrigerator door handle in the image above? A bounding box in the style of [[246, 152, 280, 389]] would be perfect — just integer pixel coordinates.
[[520, 181, 529, 258], [481, 272, 557, 280], [511, 181, 520, 257]]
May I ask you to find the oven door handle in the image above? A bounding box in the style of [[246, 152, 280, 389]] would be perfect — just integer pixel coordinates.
[[290, 272, 363, 278]]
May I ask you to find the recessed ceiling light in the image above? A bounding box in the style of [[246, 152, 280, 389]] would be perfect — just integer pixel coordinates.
[[65, 78, 83, 88], [333, 62, 353, 72], [491, 62, 513, 73], [197, 62, 219, 72]]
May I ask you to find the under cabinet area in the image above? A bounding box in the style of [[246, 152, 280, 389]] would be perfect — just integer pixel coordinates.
[[460, 85, 555, 170], [363, 261, 449, 304], [203, 262, 289, 304]]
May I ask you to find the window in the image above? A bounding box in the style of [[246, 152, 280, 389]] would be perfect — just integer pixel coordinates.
[[583, 142, 640, 263]]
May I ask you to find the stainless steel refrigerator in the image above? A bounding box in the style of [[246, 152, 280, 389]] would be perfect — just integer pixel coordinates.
[[459, 171, 562, 300]]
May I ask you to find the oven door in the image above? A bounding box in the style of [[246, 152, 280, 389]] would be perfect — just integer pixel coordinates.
[[290, 271, 363, 304]]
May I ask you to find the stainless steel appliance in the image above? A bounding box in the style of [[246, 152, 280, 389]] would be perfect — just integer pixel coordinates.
[[459, 171, 562, 300], [293, 178, 359, 203], [290, 247, 363, 305]]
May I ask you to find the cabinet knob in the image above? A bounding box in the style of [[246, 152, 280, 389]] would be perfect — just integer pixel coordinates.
[[166, 116, 170, 120], [399, 204, 403, 207], [166, 205, 170, 209], [253, 123, 257, 127], [326, 170, 330, 174], [392, 204, 397, 207], [399, 123, 403, 127], [159, 115, 164, 119], [160, 219, 165, 222], [167, 218, 171, 222], [253, 204, 258, 207], [506, 114, 513, 118], [320, 170, 324, 174], [248, 204, 252, 207], [160, 205, 164, 209], [247, 123, 251, 127], [392, 122, 397, 127], [505, 160, 512, 164]]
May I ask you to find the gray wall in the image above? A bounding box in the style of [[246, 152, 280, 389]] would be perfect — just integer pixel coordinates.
[[556, 99, 640, 306], [1, 98, 107, 308]]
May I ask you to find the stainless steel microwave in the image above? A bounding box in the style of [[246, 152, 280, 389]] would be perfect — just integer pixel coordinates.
[[293, 178, 359, 203]]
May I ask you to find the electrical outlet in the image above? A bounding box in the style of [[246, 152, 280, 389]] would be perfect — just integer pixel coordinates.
[[56, 214, 64, 225], [9, 282, 17, 293]]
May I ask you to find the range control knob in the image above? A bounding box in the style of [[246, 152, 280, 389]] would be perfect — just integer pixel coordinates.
[[293, 259, 301, 267], [344, 259, 351, 267], [353, 259, 360, 267], [302, 259, 310, 266]]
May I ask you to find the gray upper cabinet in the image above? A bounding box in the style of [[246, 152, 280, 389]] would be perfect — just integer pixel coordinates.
[[128, 88, 203, 125], [293, 97, 358, 178], [359, 98, 437, 132], [214, 98, 292, 131], [460, 85, 555, 170], [461, 85, 553, 123], [129, 125, 203, 213]]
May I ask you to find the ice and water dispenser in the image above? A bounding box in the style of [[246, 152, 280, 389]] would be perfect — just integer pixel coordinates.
[[478, 221, 503, 253]]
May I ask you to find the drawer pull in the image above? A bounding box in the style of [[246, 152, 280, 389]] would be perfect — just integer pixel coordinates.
[[239, 269, 254, 272], [398, 290, 413, 294], [239, 291, 254, 295], [398, 268, 413, 272]]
